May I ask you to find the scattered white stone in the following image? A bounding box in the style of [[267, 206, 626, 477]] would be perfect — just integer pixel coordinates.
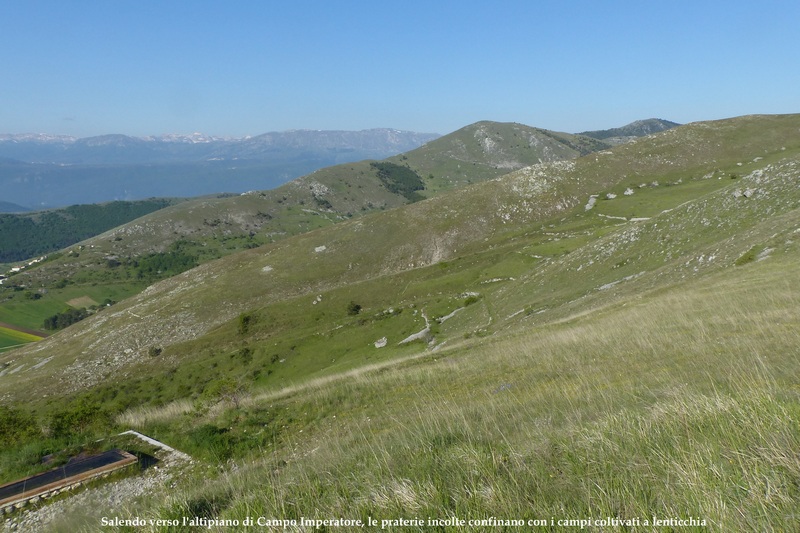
[[585, 195, 598, 210], [598, 214, 627, 221], [374, 337, 388, 348], [437, 308, 463, 323], [308, 181, 331, 196], [756, 248, 774, 262], [651, 181, 659, 187], [399, 328, 430, 345], [624, 188, 634, 196], [743, 188, 755, 198], [606, 193, 617, 200], [31, 356, 54, 370], [314, 245, 327, 253], [733, 189, 743, 198], [262, 265, 273, 273], [507, 309, 525, 319]]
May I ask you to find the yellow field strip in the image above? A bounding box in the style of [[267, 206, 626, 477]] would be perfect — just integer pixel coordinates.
[[0, 326, 43, 343]]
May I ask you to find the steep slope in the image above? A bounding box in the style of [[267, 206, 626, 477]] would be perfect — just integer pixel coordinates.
[[2, 113, 798, 405]]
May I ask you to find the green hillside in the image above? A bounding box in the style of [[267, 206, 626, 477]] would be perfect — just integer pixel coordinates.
[[386, 121, 609, 196], [580, 118, 681, 144], [1, 114, 799, 530], [0, 121, 604, 339], [0, 199, 183, 263]]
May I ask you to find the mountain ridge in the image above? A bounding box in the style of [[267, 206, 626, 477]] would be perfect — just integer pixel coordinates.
[[0, 128, 441, 164], [579, 118, 680, 144], [0, 201, 30, 214]]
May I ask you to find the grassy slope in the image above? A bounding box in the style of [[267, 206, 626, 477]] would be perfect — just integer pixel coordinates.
[[123, 250, 797, 532], [2, 114, 800, 530], [0, 122, 602, 344], [50, 202, 800, 532], [388, 121, 607, 195], [2, 114, 798, 402]]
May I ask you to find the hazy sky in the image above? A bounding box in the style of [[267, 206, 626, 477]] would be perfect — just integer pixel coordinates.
[[2, 1, 798, 137]]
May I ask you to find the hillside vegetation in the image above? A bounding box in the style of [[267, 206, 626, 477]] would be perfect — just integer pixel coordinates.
[[0, 121, 607, 341], [1, 114, 799, 530], [0, 199, 182, 263]]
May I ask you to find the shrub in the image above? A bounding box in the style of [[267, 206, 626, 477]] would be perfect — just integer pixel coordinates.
[[0, 406, 39, 446], [186, 424, 235, 461], [464, 295, 480, 306], [48, 397, 111, 439], [238, 347, 253, 364], [735, 245, 760, 266], [238, 312, 254, 335], [346, 301, 362, 316], [313, 195, 333, 209]]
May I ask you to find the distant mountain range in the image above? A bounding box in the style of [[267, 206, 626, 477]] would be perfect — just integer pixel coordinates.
[[0, 120, 679, 211], [0, 129, 439, 165], [0, 201, 29, 213], [0, 129, 440, 209]]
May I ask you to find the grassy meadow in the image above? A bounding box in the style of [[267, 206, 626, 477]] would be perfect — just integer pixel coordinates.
[[57, 250, 798, 532]]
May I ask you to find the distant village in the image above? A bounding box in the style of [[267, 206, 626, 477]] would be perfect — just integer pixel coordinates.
[[0, 256, 47, 285]]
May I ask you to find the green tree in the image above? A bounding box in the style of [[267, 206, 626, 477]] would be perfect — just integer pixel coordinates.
[[346, 301, 362, 316], [238, 312, 254, 335]]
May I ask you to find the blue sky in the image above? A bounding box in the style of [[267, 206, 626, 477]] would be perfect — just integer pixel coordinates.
[[1, 1, 798, 137]]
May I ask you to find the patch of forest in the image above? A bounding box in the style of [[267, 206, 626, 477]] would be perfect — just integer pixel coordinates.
[[0, 199, 179, 262]]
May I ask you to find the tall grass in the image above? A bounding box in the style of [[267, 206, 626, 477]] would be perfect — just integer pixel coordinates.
[[90, 257, 800, 532], [117, 398, 195, 428]]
